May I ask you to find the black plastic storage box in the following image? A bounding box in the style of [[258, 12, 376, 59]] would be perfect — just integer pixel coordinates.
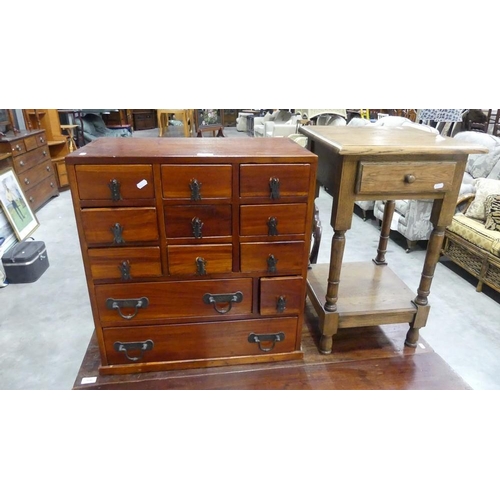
[[1, 240, 49, 284]]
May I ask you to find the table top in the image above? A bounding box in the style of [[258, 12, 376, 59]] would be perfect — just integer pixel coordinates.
[[298, 126, 489, 156]]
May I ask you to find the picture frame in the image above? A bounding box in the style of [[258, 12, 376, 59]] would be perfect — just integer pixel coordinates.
[[0, 168, 39, 241]]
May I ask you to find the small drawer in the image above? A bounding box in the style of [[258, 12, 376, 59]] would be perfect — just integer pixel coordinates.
[[80, 207, 159, 246], [88, 246, 162, 280], [240, 163, 312, 199], [355, 161, 457, 195], [161, 164, 232, 200], [9, 139, 26, 156], [13, 147, 50, 174], [95, 278, 252, 324], [20, 160, 53, 188], [240, 241, 306, 274], [240, 203, 307, 236], [260, 276, 304, 315], [75, 165, 155, 201], [24, 133, 45, 151], [103, 317, 298, 364], [168, 244, 232, 275], [165, 205, 232, 239]]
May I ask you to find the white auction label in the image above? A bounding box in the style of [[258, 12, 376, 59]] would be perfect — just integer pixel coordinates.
[[81, 376, 97, 384], [434, 183, 444, 189], [137, 179, 148, 189]]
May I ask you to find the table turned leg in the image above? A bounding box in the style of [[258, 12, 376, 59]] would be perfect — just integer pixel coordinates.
[[324, 229, 346, 312], [373, 200, 395, 265], [405, 225, 445, 347]]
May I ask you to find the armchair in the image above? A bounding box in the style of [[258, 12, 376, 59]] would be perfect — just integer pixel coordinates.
[[253, 110, 299, 137], [79, 113, 132, 144]]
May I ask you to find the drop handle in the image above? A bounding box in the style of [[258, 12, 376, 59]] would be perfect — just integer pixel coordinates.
[[113, 340, 154, 362], [404, 174, 416, 184], [248, 332, 285, 352], [203, 291, 243, 314]]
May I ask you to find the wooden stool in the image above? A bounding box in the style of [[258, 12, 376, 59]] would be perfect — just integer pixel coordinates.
[[197, 125, 224, 137], [60, 124, 79, 152]]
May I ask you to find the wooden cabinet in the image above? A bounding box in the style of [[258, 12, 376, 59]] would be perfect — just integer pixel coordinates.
[[23, 109, 70, 189], [132, 109, 157, 130], [66, 137, 317, 375], [0, 130, 59, 212]]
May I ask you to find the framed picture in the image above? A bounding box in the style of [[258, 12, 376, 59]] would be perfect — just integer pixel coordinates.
[[0, 168, 39, 241]]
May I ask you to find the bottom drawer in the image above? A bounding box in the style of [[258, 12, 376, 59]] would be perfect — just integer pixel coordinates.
[[103, 317, 298, 365]]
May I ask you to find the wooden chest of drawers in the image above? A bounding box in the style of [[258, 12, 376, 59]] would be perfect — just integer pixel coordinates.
[[0, 130, 59, 211], [66, 137, 318, 374]]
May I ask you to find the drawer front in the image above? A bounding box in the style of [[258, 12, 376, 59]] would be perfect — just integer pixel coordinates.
[[88, 246, 162, 280], [13, 146, 50, 173], [8, 139, 27, 156], [53, 159, 68, 188], [168, 244, 232, 275], [95, 278, 253, 323], [20, 160, 54, 189], [103, 317, 298, 364], [24, 133, 45, 151], [80, 207, 159, 246], [260, 276, 304, 315], [240, 164, 311, 198], [240, 203, 308, 236], [240, 241, 306, 273], [356, 161, 457, 195], [165, 205, 232, 238], [75, 165, 155, 201], [161, 165, 232, 200], [25, 174, 58, 211]]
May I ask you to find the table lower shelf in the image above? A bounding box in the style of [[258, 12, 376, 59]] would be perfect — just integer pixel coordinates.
[[307, 262, 418, 329]]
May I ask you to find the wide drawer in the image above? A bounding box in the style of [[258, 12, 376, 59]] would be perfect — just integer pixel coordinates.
[[260, 276, 304, 315], [355, 161, 457, 195], [240, 163, 312, 198], [240, 203, 307, 236], [13, 146, 50, 174], [103, 316, 299, 364], [20, 160, 54, 189], [95, 278, 253, 323], [161, 164, 232, 200], [168, 244, 232, 275], [240, 241, 306, 273], [165, 205, 232, 238], [75, 165, 155, 201], [80, 207, 159, 246], [25, 173, 58, 211], [88, 246, 162, 280]]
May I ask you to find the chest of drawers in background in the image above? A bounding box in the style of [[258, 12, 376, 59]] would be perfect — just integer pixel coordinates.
[[0, 130, 59, 211], [66, 137, 318, 375]]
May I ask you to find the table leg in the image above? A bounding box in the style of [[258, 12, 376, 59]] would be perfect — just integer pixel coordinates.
[[373, 199, 395, 265], [405, 224, 445, 346], [324, 229, 346, 313]]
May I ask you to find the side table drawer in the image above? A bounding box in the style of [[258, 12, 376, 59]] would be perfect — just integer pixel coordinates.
[[103, 316, 299, 364], [356, 161, 457, 195]]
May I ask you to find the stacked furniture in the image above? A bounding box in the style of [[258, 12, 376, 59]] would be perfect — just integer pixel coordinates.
[[65, 137, 317, 374], [0, 130, 59, 211]]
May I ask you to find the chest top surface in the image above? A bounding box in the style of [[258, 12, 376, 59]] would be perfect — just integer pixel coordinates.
[[299, 126, 489, 156], [65, 137, 318, 164]]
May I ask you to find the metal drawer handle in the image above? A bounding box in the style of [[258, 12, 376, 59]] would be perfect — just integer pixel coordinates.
[[20, 160, 25, 166], [108, 179, 122, 201], [203, 291, 243, 314], [43, 150, 47, 156], [248, 332, 285, 352], [24, 178, 30, 185], [404, 174, 416, 184], [15, 144, 21, 151], [267, 216, 279, 236], [190, 178, 202, 201], [111, 222, 125, 244], [106, 297, 149, 320], [267, 254, 278, 273], [269, 177, 280, 199], [192, 217, 204, 238], [113, 340, 154, 362], [277, 296, 287, 313]]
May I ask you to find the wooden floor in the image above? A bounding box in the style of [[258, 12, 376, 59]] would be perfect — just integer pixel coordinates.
[[73, 300, 470, 390]]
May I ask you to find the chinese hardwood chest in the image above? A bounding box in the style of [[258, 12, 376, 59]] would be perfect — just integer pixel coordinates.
[[65, 137, 318, 375]]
